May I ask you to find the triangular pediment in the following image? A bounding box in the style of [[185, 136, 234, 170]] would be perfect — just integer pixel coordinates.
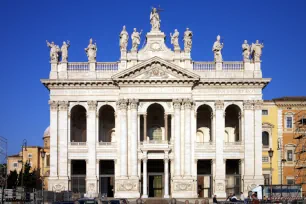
[[112, 57, 200, 82]]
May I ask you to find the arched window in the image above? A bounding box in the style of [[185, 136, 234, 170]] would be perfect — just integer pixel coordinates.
[[225, 105, 241, 142], [147, 103, 165, 141], [196, 105, 212, 142], [262, 131, 269, 147], [99, 105, 115, 142]]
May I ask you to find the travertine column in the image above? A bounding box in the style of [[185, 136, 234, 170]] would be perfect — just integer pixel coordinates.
[[173, 99, 182, 176], [243, 101, 255, 180], [164, 158, 170, 198], [130, 99, 138, 177], [143, 114, 147, 142], [119, 99, 128, 177], [254, 100, 264, 182], [184, 99, 192, 176], [58, 101, 68, 179], [211, 112, 215, 142], [142, 158, 148, 198], [164, 114, 168, 141], [86, 101, 97, 195], [214, 100, 226, 197], [49, 101, 58, 178]]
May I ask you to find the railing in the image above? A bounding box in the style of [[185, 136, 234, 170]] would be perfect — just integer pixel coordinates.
[[224, 141, 242, 145], [193, 62, 215, 71], [222, 61, 244, 70], [142, 140, 169, 144], [70, 142, 87, 146], [67, 62, 89, 71], [99, 142, 117, 146], [96, 62, 118, 71]]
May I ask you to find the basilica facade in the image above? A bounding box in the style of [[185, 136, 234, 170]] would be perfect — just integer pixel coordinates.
[[42, 9, 270, 199]]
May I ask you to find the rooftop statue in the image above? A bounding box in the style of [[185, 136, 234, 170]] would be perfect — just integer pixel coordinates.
[[150, 7, 161, 31], [131, 28, 142, 52], [170, 29, 180, 51], [212, 35, 223, 62], [119, 25, 129, 51], [242, 40, 250, 62], [183, 28, 193, 53], [61, 40, 70, 62], [251, 40, 264, 62], [85, 38, 97, 62], [46, 40, 60, 63]]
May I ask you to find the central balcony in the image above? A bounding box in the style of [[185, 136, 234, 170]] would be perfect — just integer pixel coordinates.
[[139, 140, 172, 151]]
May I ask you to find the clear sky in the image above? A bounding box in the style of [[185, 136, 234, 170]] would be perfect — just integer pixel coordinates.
[[1, 0, 306, 155]]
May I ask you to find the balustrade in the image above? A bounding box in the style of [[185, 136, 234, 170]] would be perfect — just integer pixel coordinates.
[[96, 62, 118, 71], [193, 62, 215, 71], [67, 63, 89, 71], [222, 61, 244, 70], [70, 142, 87, 146]]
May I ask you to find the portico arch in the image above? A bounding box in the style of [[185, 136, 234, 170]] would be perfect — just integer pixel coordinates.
[[99, 105, 115, 142], [147, 103, 165, 141], [225, 104, 241, 142], [196, 105, 213, 142], [70, 105, 87, 142]]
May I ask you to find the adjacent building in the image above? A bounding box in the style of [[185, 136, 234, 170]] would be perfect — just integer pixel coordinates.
[[41, 9, 269, 198]]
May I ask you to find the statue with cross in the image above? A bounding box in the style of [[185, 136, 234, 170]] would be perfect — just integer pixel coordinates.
[[150, 6, 163, 31]]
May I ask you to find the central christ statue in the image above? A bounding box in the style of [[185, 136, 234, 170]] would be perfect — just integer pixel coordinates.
[[150, 7, 161, 31]]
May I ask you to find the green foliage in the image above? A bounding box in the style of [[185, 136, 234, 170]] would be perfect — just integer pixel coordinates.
[[7, 161, 42, 189]]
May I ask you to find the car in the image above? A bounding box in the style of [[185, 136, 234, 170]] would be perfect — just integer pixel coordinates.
[[75, 198, 98, 204]]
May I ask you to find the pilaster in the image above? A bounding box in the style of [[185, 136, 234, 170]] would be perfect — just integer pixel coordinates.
[[184, 99, 192, 177], [254, 100, 264, 183], [129, 99, 139, 178], [86, 101, 98, 197], [49, 62, 58, 79], [57, 101, 69, 190], [214, 100, 226, 198]]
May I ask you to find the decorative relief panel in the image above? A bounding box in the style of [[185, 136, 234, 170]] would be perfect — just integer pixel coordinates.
[[116, 180, 138, 191], [173, 182, 193, 191]]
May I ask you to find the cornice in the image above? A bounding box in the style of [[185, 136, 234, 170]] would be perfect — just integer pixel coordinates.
[[41, 79, 116, 90], [197, 78, 271, 88]]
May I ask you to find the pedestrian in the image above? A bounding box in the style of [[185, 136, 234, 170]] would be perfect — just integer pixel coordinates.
[[252, 194, 259, 204], [226, 193, 232, 201], [213, 195, 218, 204], [230, 193, 238, 202], [240, 192, 245, 201]]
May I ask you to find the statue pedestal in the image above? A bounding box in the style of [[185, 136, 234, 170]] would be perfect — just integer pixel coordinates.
[[114, 177, 140, 198], [171, 177, 197, 198]]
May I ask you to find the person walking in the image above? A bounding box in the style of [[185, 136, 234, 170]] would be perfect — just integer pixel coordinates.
[[213, 195, 218, 204]]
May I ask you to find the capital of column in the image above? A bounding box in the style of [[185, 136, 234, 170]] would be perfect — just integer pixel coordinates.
[[58, 101, 68, 111], [215, 100, 224, 110], [117, 99, 128, 110], [143, 158, 148, 163], [173, 98, 182, 109], [183, 98, 193, 109], [49, 100, 58, 111], [87, 101, 97, 111], [129, 99, 139, 110], [243, 100, 254, 110], [254, 100, 263, 110]]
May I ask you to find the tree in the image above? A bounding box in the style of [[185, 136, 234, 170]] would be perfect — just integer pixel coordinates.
[[7, 170, 18, 189]]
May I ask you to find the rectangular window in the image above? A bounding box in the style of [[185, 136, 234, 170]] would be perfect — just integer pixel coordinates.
[[262, 110, 269, 115], [13, 162, 18, 168], [287, 150, 293, 161], [46, 155, 50, 167], [287, 179, 295, 185], [28, 153, 32, 158], [264, 174, 270, 185], [286, 117, 293, 128], [262, 157, 269, 163]]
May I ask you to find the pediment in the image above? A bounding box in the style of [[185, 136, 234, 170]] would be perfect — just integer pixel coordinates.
[[112, 57, 200, 82]]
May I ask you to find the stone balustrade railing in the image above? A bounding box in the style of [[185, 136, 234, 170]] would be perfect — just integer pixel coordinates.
[[193, 62, 215, 71], [99, 142, 117, 146], [96, 62, 119, 71], [70, 142, 87, 146], [141, 140, 169, 144], [67, 62, 89, 71], [222, 61, 244, 70], [224, 141, 242, 145]]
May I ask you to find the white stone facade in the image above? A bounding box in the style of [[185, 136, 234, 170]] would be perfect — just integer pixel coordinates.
[[42, 11, 270, 199]]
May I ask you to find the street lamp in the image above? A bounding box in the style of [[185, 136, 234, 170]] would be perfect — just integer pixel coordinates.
[[268, 148, 274, 201], [40, 149, 46, 204], [281, 158, 286, 198], [19, 139, 27, 188]]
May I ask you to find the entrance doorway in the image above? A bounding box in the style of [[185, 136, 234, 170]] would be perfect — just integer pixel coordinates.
[[99, 160, 114, 197], [149, 175, 163, 197], [197, 160, 212, 198]]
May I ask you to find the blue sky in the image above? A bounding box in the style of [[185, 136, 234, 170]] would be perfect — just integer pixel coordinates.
[[1, 0, 306, 155]]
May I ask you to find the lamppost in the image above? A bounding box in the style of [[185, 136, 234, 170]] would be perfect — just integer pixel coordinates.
[[281, 158, 286, 198], [268, 148, 274, 201], [40, 149, 46, 204], [19, 139, 27, 188]]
